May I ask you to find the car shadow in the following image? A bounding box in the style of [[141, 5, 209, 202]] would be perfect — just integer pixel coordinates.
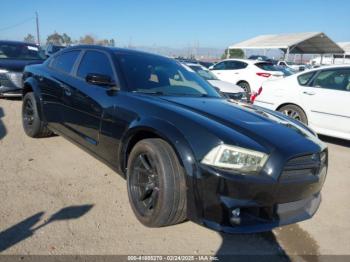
[[0, 204, 93, 252], [318, 135, 350, 148], [0, 107, 6, 140], [215, 224, 320, 261]]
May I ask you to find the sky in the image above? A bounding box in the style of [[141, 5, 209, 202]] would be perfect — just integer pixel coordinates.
[[1, 0, 350, 49]]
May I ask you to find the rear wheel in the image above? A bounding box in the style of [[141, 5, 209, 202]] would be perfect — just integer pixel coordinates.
[[278, 104, 308, 125], [127, 138, 187, 227], [237, 81, 251, 96], [22, 92, 53, 138]]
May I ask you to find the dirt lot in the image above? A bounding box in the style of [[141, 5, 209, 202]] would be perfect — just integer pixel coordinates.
[[1, 98, 350, 258]]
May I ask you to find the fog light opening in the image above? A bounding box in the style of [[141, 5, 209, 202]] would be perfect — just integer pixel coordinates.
[[230, 208, 241, 225]]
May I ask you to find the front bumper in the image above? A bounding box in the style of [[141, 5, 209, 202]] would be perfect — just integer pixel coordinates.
[[189, 152, 327, 233], [0, 72, 23, 97]]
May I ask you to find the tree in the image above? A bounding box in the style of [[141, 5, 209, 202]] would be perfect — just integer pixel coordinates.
[[109, 39, 115, 47], [96, 39, 110, 46], [47, 32, 64, 45], [221, 48, 244, 59], [24, 34, 35, 44], [79, 35, 95, 44], [62, 33, 72, 45]]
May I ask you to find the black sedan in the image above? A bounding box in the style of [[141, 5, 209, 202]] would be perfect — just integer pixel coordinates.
[[22, 45, 328, 233], [0, 40, 45, 97]]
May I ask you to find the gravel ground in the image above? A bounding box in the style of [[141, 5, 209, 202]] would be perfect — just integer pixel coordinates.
[[1, 99, 350, 259]]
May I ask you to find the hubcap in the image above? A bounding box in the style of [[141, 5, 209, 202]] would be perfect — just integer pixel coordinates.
[[23, 99, 35, 127], [283, 109, 301, 121], [130, 153, 159, 216]]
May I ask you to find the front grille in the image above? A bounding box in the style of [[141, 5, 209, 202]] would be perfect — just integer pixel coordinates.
[[0, 72, 23, 89], [280, 152, 326, 181]]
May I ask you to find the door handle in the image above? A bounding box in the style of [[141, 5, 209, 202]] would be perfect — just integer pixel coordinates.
[[303, 91, 315, 96], [61, 85, 72, 96]]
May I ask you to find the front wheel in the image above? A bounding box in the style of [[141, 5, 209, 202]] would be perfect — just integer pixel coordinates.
[[22, 92, 53, 138], [127, 138, 187, 227]]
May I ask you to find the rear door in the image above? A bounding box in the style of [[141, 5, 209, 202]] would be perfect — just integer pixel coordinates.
[[210, 60, 247, 84], [301, 68, 350, 136], [41, 50, 81, 131]]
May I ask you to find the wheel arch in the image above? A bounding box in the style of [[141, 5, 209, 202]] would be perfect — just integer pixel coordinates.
[[22, 78, 44, 120], [276, 102, 309, 123], [118, 118, 197, 179]]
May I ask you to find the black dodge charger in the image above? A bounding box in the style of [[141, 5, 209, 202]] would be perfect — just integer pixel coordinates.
[[21, 45, 328, 233]]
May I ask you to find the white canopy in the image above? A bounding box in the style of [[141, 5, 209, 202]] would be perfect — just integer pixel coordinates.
[[338, 42, 350, 55], [229, 32, 344, 54]]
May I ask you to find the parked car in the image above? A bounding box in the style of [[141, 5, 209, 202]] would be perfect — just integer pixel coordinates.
[[209, 59, 284, 94], [0, 40, 46, 97], [183, 62, 246, 100], [277, 61, 306, 72], [22, 45, 327, 233], [274, 65, 296, 76], [45, 43, 66, 57], [254, 65, 350, 140], [197, 61, 214, 69]]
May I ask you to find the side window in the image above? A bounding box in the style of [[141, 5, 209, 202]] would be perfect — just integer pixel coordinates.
[[212, 62, 225, 70], [312, 69, 350, 91], [298, 71, 315, 86], [235, 61, 248, 69], [77, 51, 114, 80], [224, 61, 247, 70], [51, 50, 80, 74]]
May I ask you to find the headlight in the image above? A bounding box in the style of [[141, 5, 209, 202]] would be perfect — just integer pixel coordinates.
[[201, 144, 269, 173], [0, 69, 9, 74]]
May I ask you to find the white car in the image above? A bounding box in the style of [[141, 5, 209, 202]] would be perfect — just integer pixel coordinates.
[[254, 65, 350, 140], [277, 61, 306, 72], [183, 63, 246, 100], [209, 59, 284, 94]]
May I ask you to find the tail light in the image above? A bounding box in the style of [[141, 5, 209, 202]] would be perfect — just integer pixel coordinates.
[[256, 72, 271, 78]]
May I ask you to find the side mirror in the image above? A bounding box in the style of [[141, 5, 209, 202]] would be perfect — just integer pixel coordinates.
[[86, 73, 115, 87]]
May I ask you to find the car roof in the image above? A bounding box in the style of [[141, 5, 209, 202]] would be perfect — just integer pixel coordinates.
[[63, 44, 168, 59], [293, 64, 350, 76], [0, 40, 39, 46], [221, 58, 267, 65]]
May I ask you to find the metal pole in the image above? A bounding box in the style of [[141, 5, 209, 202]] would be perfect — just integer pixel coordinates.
[[35, 12, 40, 46]]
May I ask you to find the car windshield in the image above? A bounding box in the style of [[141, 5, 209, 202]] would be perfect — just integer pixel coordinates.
[[0, 43, 45, 60], [188, 65, 218, 81], [117, 53, 221, 97], [275, 65, 294, 76]]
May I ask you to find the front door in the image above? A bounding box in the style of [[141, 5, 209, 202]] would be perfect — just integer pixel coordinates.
[[301, 68, 350, 137]]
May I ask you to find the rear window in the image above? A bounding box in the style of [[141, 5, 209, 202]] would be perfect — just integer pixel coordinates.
[[255, 62, 278, 71], [51, 50, 80, 74], [298, 71, 316, 86]]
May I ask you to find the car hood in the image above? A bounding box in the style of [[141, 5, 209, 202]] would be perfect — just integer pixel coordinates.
[[208, 80, 244, 93], [0, 59, 44, 72], [157, 96, 322, 152]]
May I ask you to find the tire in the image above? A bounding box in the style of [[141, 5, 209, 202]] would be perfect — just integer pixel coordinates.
[[127, 138, 187, 227], [237, 81, 251, 96], [278, 104, 308, 125], [22, 92, 53, 138]]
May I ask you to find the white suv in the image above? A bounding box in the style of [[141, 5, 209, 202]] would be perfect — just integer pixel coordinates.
[[209, 59, 283, 94]]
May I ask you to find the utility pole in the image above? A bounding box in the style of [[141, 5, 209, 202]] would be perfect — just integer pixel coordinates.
[[35, 12, 40, 46]]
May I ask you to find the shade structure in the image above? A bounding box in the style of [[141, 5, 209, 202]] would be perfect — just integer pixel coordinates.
[[338, 42, 350, 55], [229, 32, 344, 54]]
